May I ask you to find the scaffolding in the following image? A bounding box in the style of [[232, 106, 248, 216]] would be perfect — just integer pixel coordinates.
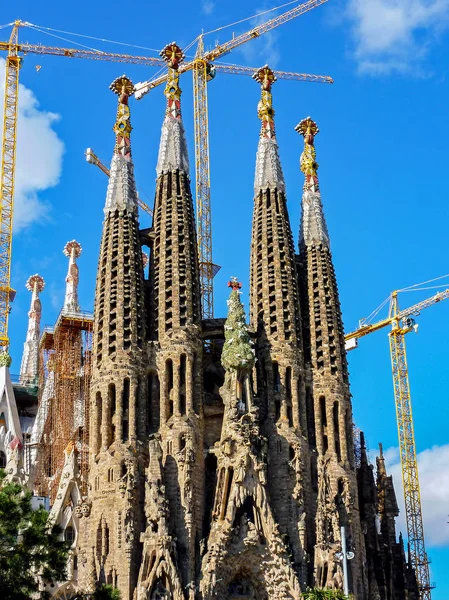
[[35, 311, 93, 502]]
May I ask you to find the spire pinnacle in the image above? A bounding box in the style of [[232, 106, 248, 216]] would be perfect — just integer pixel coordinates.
[[63, 240, 81, 313], [296, 116, 329, 248], [253, 65, 285, 194], [104, 75, 138, 215], [253, 65, 277, 140], [19, 274, 44, 385], [156, 42, 189, 176], [377, 442, 387, 476], [296, 116, 319, 192], [110, 75, 134, 159]]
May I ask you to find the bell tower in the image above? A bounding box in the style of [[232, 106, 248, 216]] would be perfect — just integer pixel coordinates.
[[79, 75, 147, 600], [296, 117, 366, 595]]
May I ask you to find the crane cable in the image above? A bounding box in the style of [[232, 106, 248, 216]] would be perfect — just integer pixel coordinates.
[[21, 22, 161, 54], [203, 0, 300, 36], [398, 272, 449, 293], [357, 273, 449, 328]]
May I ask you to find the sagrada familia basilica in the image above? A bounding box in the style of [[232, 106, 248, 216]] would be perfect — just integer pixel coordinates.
[[0, 43, 419, 599]]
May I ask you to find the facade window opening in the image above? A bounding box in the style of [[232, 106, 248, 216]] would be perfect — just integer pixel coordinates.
[[109, 384, 116, 416], [122, 378, 130, 413], [180, 354, 186, 387], [64, 525, 76, 545], [285, 366, 292, 400], [0, 451, 6, 469], [275, 399, 281, 422], [122, 420, 129, 442], [180, 393, 186, 415], [272, 362, 281, 393], [333, 401, 341, 461], [166, 359, 174, 392]]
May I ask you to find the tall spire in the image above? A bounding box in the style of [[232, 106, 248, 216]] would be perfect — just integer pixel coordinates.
[[150, 41, 201, 339], [62, 240, 81, 313], [296, 117, 329, 248], [156, 43, 189, 176], [104, 75, 138, 214], [80, 75, 147, 599], [253, 65, 285, 194], [19, 274, 44, 385]]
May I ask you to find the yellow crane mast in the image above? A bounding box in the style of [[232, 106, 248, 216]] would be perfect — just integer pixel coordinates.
[[0, 23, 21, 347], [345, 286, 449, 600], [134, 0, 332, 318]]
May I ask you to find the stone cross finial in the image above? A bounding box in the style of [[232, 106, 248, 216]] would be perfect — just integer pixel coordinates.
[[227, 277, 242, 291]]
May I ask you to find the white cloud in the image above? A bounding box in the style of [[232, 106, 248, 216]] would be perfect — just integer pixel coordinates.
[[202, 0, 215, 15], [381, 444, 449, 548], [346, 0, 449, 74], [0, 58, 64, 231], [238, 6, 281, 68]]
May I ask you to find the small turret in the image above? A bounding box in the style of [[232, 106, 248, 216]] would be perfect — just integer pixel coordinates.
[[62, 241, 81, 313], [20, 274, 45, 385]]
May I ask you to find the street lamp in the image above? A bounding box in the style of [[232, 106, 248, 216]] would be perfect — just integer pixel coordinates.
[[335, 525, 354, 597]]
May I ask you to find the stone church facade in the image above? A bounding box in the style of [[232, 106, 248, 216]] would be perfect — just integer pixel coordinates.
[[21, 44, 419, 600]]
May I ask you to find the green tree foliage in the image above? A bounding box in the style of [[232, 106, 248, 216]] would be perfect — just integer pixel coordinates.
[[74, 585, 121, 600], [0, 470, 69, 600], [302, 588, 349, 600], [93, 584, 121, 600], [221, 287, 255, 372]]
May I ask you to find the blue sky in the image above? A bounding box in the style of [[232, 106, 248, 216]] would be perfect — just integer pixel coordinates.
[[2, 0, 449, 595]]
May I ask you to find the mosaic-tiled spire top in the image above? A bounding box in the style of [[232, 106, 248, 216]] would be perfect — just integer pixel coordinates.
[[63, 240, 81, 313], [104, 75, 138, 215], [296, 116, 330, 248], [253, 65, 285, 194], [156, 42, 189, 176], [19, 274, 44, 384]]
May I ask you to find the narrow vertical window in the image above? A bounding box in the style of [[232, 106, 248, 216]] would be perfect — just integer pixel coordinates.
[[333, 401, 341, 462]]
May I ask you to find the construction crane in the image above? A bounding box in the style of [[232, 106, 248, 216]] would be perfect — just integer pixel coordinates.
[[0, 20, 168, 348], [85, 148, 153, 216], [1, 4, 332, 345], [345, 285, 449, 599], [133, 0, 332, 319]]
